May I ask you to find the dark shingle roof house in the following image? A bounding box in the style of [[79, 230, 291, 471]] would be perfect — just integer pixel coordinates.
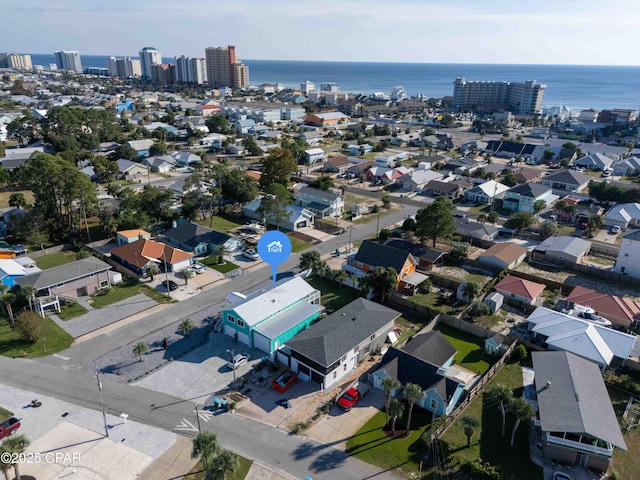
[[400, 330, 456, 367], [353, 240, 414, 272]]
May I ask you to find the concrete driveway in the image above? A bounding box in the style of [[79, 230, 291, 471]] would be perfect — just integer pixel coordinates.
[[305, 388, 385, 449], [593, 228, 621, 244]]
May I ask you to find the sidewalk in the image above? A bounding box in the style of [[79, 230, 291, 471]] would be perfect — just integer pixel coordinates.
[[137, 435, 198, 480]]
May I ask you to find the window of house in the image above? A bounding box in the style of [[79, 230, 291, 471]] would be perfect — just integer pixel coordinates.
[[356, 261, 363, 269], [430, 398, 438, 410], [344, 364, 347, 371], [354, 345, 360, 353], [625, 253, 629, 257], [228, 315, 235, 324], [237, 320, 245, 328], [370, 334, 376, 340], [99, 280, 109, 288], [511, 293, 515, 298], [333, 371, 337, 379], [364, 345, 370, 354], [341, 354, 347, 362]]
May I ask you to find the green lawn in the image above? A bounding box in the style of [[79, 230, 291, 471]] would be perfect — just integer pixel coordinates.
[[441, 362, 541, 480], [57, 302, 88, 321], [409, 292, 450, 313], [350, 208, 396, 226], [0, 406, 13, 422], [609, 387, 640, 480], [202, 257, 240, 273], [34, 250, 78, 270], [306, 277, 360, 312], [89, 277, 173, 309], [0, 315, 73, 358], [346, 407, 435, 476], [184, 454, 252, 480], [196, 215, 245, 234], [433, 323, 495, 375], [0, 191, 34, 209], [287, 234, 312, 253]]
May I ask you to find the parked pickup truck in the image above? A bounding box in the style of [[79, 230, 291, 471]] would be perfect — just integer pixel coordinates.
[[0, 417, 20, 439], [337, 382, 370, 411]]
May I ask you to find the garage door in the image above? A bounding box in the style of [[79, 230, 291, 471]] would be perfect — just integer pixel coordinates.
[[223, 324, 235, 339], [253, 332, 271, 354], [237, 331, 250, 346]]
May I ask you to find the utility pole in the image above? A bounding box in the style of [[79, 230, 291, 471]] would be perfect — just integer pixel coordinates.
[[96, 373, 109, 438], [162, 251, 170, 297], [348, 226, 352, 252]]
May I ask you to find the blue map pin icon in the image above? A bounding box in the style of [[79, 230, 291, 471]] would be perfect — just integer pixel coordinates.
[[257, 230, 292, 286]]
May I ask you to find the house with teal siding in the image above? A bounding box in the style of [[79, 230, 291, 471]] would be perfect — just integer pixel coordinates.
[[220, 276, 322, 355], [372, 331, 470, 416]]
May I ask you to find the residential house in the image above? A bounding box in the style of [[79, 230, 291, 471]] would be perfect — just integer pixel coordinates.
[[285, 298, 400, 389], [494, 274, 546, 306], [502, 183, 558, 214], [385, 240, 446, 270], [347, 161, 375, 178], [366, 166, 391, 183], [566, 285, 640, 330], [464, 180, 509, 204], [0, 258, 40, 288], [305, 112, 348, 127], [243, 199, 314, 231], [116, 229, 151, 246], [478, 242, 527, 271], [532, 351, 627, 471], [482, 163, 510, 177], [295, 186, 344, 219], [527, 307, 635, 367], [235, 119, 256, 135], [454, 218, 500, 242], [220, 276, 322, 353], [110, 238, 194, 277], [16, 257, 112, 314], [342, 240, 427, 291], [604, 203, 640, 230], [532, 236, 591, 265], [125, 139, 154, 158], [541, 170, 591, 192], [297, 131, 321, 147], [423, 180, 467, 200], [575, 152, 614, 171], [484, 292, 504, 313], [614, 230, 640, 278], [371, 331, 470, 416], [323, 155, 350, 173], [143, 155, 175, 173], [514, 167, 544, 184], [303, 148, 327, 165], [399, 169, 443, 192], [375, 152, 408, 167], [170, 151, 202, 167], [613, 156, 640, 176], [163, 222, 243, 256], [196, 103, 221, 117], [116, 159, 148, 179]]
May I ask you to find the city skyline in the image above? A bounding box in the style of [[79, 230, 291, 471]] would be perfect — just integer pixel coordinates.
[[4, 0, 640, 66]]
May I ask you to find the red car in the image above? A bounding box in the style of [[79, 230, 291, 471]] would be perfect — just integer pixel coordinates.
[[338, 387, 361, 411], [0, 417, 20, 439]]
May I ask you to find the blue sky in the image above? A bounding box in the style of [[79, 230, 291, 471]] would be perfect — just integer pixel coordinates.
[[4, 0, 640, 64]]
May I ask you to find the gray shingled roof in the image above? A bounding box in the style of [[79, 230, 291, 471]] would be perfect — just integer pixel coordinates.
[[354, 240, 414, 272], [164, 222, 232, 248], [16, 256, 111, 290], [401, 331, 457, 367], [544, 169, 590, 185], [532, 351, 627, 450], [506, 182, 550, 198], [286, 298, 400, 367], [298, 186, 340, 202]]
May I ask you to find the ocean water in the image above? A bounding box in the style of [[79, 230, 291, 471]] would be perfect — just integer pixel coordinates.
[[28, 54, 640, 111]]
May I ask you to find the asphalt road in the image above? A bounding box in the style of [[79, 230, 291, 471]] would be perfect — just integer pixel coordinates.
[[0, 206, 415, 480]]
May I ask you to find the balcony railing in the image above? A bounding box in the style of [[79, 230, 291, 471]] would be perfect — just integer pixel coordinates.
[[546, 433, 613, 457]]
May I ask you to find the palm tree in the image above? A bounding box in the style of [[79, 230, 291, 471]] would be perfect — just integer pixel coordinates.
[[461, 416, 480, 447], [182, 268, 195, 286], [3, 434, 29, 480], [0, 284, 16, 324], [510, 397, 534, 446], [488, 384, 513, 437], [332, 269, 348, 288], [299, 250, 322, 273], [179, 318, 195, 337], [402, 383, 424, 431], [0, 444, 12, 480], [533, 199, 547, 220], [19, 285, 37, 312], [215, 244, 227, 264], [477, 214, 487, 224], [147, 263, 160, 281], [387, 399, 404, 437], [461, 281, 480, 304], [132, 341, 149, 362], [381, 376, 400, 427], [8, 193, 26, 209], [192, 432, 219, 474], [210, 450, 238, 480]]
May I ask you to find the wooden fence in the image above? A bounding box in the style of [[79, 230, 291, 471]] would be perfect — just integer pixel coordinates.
[[427, 339, 519, 441], [28, 243, 73, 258]]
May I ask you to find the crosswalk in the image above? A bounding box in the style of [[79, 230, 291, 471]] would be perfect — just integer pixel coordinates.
[[173, 408, 215, 434]]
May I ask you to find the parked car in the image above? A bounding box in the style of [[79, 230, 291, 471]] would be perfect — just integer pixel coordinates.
[[226, 353, 250, 370], [191, 263, 205, 274], [161, 280, 178, 291], [552, 473, 571, 480], [602, 170, 612, 177], [611, 225, 621, 234], [0, 417, 20, 439], [337, 382, 370, 411], [242, 249, 260, 261]]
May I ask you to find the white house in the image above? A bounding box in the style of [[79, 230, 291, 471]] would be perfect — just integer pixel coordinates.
[[464, 180, 509, 204], [294, 186, 344, 219], [604, 203, 640, 230], [375, 152, 407, 167], [399, 169, 443, 192], [303, 148, 327, 165], [575, 152, 614, 171], [614, 230, 640, 278], [613, 156, 640, 176], [541, 170, 591, 192]]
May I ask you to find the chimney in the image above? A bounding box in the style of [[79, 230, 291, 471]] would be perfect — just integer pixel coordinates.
[[138, 233, 144, 241]]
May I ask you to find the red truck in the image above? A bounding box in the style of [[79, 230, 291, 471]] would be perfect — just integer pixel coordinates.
[[0, 417, 20, 439], [337, 382, 370, 411]]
